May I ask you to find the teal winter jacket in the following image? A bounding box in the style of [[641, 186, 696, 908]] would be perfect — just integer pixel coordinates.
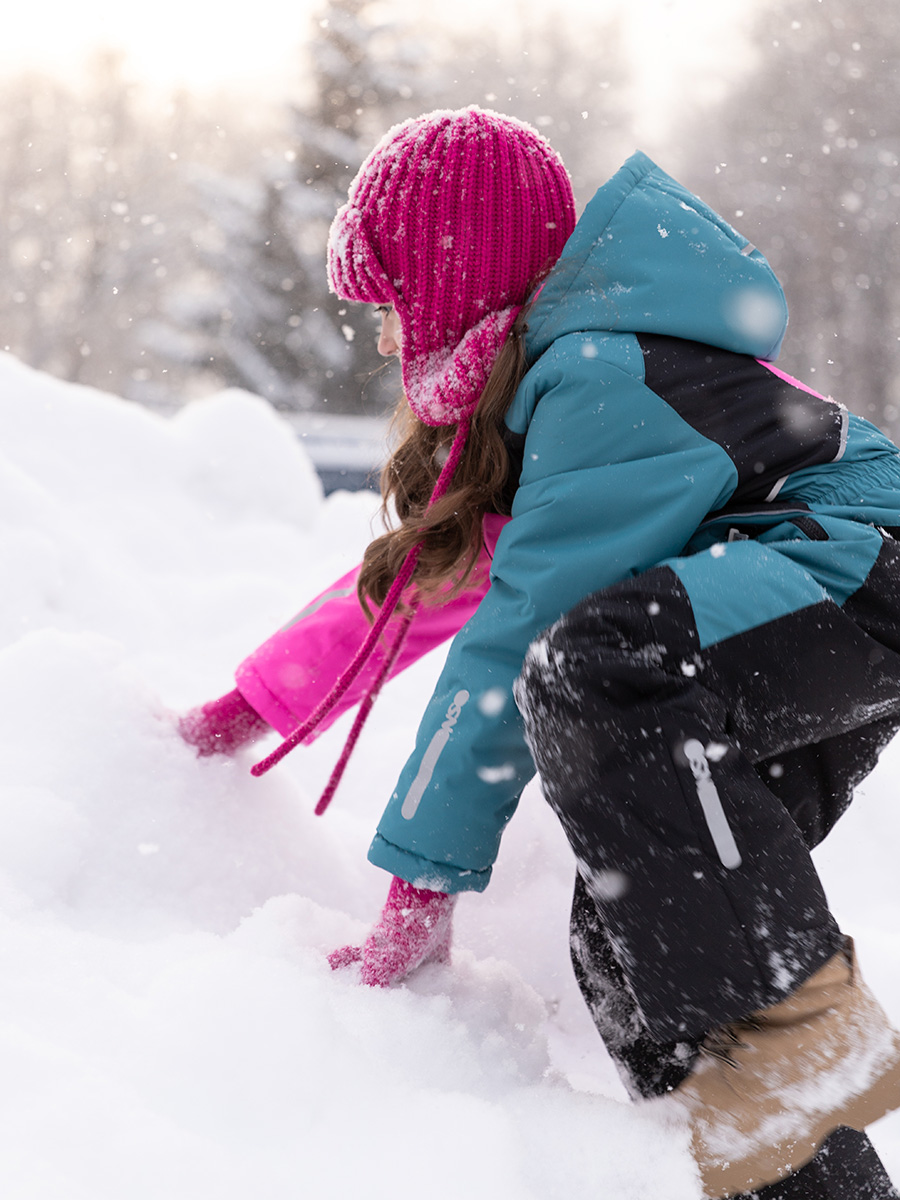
[[364, 152, 900, 892]]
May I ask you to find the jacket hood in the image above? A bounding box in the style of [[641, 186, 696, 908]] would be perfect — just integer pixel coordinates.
[[526, 152, 788, 363]]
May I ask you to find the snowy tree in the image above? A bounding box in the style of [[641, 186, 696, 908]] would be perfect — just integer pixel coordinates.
[[0, 76, 76, 372], [422, 14, 633, 207], [164, 0, 420, 414], [0, 57, 253, 404], [682, 0, 900, 435]]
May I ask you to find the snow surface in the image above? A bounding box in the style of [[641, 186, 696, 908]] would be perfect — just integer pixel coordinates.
[[2, 350, 899, 1198]]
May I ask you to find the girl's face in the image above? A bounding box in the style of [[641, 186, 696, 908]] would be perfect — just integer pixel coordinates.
[[375, 305, 402, 358]]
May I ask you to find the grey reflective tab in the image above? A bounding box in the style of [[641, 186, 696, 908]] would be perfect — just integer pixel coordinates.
[[683, 738, 742, 870], [281, 588, 354, 630], [401, 691, 470, 820]]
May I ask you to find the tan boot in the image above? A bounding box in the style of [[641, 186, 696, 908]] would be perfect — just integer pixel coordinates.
[[671, 938, 900, 1198]]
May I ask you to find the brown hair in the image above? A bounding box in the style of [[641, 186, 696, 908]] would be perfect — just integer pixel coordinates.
[[357, 308, 531, 616]]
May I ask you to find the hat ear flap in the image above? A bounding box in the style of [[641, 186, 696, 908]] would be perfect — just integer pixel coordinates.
[[327, 205, 396, 305], [403, 304, 521, 425]]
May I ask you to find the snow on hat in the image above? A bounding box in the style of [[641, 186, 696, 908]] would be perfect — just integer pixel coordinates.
[[327, 106, 576, 426]]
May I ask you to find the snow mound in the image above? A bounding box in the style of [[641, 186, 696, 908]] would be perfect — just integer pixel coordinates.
[[1, 351, 898, 1195]]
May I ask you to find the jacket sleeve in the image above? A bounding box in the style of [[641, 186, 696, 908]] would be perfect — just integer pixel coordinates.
[[235, 513, 509, 738], [368, 344, 740, 892]]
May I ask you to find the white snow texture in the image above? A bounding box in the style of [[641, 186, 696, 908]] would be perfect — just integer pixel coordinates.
[[1, 351, 898, 1198]]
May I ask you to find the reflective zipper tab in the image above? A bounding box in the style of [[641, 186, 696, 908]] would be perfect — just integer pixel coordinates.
[[682, 738, 743, 870]]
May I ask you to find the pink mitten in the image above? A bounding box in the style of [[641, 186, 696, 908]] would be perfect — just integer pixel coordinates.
[[329, 876, 456, 987], [178, 688, 270, 756]]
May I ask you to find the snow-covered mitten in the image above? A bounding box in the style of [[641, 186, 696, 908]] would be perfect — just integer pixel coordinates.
[[328, 876, 456, 987], [178, 688, 270, 756]]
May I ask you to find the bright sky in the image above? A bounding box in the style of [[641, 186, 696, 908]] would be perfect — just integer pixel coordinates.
[[6, 0, 757, 114], [7, 0, 316, 93]]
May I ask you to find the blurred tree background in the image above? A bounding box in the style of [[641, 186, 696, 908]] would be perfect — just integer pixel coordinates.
[[1, 0, 899, 434], [682, 0, 900, 433]]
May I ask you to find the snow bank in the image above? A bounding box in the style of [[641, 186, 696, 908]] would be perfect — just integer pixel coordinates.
[[0, 351, 898, 1197]]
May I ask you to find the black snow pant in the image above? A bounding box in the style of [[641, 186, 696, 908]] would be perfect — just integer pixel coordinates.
[[515, 529, 900, 1199]]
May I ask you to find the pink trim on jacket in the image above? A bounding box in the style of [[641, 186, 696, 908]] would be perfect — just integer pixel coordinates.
[[235, 513, 510, 738], [757, 360, 832, 402]]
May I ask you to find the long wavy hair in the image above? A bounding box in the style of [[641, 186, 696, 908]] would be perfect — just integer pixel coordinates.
[[357, 306, 531, 616]]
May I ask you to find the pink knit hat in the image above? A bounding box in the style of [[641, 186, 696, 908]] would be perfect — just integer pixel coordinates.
[[251, 109, 575, 800], [327, 106, 576, 425]]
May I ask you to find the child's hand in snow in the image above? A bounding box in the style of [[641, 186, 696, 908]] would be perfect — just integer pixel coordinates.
[[178, 688, 269, 756], [328, 876, 456, 986]]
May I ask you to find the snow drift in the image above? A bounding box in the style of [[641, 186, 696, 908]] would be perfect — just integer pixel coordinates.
[[1, 351, 898, 1197]]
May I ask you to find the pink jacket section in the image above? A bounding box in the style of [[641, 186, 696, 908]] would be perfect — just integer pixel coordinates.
[[235, 514, 510, 738]]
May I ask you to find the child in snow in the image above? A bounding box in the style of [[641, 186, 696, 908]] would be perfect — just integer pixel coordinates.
[[181, 108, 900, 1199]]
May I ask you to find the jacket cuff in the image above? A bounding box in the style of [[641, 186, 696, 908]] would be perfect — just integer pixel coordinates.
[[234, 665, 297, 738], [367, 833, 492, 894]]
